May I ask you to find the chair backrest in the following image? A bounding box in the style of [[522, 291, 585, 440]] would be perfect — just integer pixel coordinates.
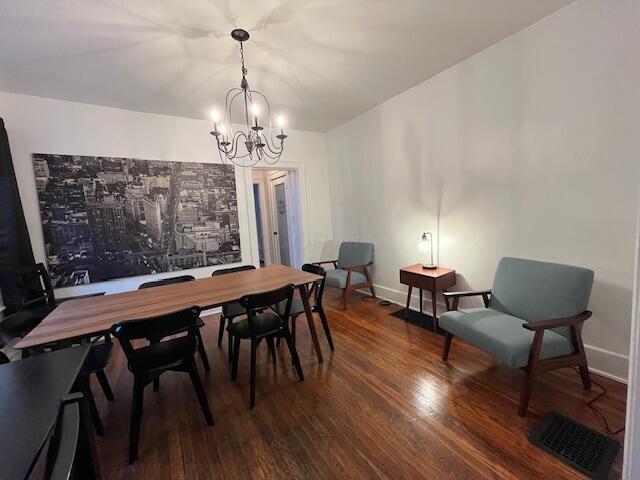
[[301, 263, 326, 308], [111, 307, 201, 368], [0, 263, 56, 312], [240, 284, 295, 336], [489, 257, 594, 337], [44, 393, 82, 480], [138, 275, 195, 289], [211, 265, 256, 276], [337, 242, 374, 270]]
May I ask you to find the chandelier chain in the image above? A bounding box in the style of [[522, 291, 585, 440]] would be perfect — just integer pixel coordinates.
[[239, 42, 247, 77]]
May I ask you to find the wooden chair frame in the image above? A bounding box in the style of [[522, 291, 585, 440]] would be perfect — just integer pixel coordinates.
[[441, 289, 592, 416], [313, 260, 376, 310]]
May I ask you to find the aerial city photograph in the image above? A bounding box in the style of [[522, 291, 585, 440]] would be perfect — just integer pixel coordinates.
[[32, 154, 241, 287]]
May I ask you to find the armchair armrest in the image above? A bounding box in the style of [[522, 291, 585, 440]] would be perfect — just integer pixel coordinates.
[[442, 289, 492, 299], [443, 289, 491, 310], [522, 311, 592, 331], [344, 262, 373, 271], [313, 260, 338, 267]]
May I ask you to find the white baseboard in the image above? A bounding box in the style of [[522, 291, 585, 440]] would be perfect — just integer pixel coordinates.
[[359, 283, 629, 384]]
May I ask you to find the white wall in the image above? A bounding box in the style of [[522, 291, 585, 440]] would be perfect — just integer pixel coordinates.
[[327, 0, 640, 381], [0, 91, 333, 298]]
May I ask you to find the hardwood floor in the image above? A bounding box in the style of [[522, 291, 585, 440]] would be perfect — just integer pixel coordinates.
[[93, 290, 627, 479]]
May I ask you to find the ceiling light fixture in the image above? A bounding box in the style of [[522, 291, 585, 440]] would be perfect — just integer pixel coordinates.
[[209, 29, 287, 167]]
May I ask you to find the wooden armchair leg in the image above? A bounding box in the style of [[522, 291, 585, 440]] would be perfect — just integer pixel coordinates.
[[578, 365, 592, 390], [518, 330, 544, 416], [518, 369, 536, 417], [442, 333, 453, 361], [571, 325, 592, 390], [342, 288, 348, 310]]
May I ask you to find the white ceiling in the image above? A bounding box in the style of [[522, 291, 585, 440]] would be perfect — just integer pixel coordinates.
[[0, 0, 574, 132]]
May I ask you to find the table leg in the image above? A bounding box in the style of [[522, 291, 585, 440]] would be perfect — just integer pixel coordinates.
[[298, 285, 323, 363], [431, 290, 438, 332], [419, 289, 423, 313], [404, 285, 413, 319]]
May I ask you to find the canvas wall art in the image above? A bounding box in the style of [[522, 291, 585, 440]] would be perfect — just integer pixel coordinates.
[[32, 154, 241, 287]]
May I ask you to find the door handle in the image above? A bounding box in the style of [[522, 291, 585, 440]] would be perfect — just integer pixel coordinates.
[[273, 232, 278, 235]]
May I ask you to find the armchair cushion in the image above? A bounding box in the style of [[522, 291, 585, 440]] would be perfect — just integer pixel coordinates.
[[325, 269, 368, 289], [439, 307, 573, 369], [489, 257, 594, 339], [336, 242, 374, 270]]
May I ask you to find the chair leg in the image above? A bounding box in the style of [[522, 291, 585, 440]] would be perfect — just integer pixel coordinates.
[[129, 379, 144, 464], [266, 336, 276, 364], [78, 374, 104, 436], [282, 322, 304, 382], [231, 335, 241, 381], [342, 288, 348, 310], [195, 329, 211, 372], [518, 369, 537, 417], [95, 369, 115, 402], [518, 331, 544, 416], [217, 315, 226, 347], [317, 307, 334, 351], [369, 283, 376, 299], [291, 315, 297, 344], [150, 338, 160, 392], [442, 333, 453, 361], [187, 360, 214, 425], [250, 339, 258, 409], [228, 319, 234, 364], [578, 364, 592, 390]]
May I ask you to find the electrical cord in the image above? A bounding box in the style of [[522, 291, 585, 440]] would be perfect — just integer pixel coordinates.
[[361, 295, 391, 306], [573, 367, 625, 436]]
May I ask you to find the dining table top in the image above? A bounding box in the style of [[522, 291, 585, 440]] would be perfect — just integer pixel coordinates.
[[16, 265, 321, 350]]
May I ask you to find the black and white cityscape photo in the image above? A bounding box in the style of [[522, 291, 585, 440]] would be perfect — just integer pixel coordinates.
[[32, 154, 241, 287]]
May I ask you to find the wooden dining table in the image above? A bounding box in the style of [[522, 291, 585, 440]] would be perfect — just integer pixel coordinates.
[[16, 265, 325, 362]]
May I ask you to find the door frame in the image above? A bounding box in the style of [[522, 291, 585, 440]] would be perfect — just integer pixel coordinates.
[[267, 171, 286, 265], [248, 166, 306, 269], [623, 194, 640, 479]]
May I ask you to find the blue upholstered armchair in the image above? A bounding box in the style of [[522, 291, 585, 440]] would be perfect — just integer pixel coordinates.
[[439, 257, 594, 416], [314, 242, 376, 309]]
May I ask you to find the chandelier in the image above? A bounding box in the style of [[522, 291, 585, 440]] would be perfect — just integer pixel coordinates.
[[209, 29, 287, 167]]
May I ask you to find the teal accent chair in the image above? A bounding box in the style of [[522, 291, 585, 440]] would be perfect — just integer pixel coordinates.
[[314, 242, 376, 309], [439, 257, 594, 416]]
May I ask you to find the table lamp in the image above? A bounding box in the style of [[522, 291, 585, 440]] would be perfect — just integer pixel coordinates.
[[419, 232, 437, 269]]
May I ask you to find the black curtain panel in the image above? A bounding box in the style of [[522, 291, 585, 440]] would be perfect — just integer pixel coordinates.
[[0, 117, 35, 314]]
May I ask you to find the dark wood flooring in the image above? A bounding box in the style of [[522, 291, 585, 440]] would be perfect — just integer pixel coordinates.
[[93, 290, 627, 479]]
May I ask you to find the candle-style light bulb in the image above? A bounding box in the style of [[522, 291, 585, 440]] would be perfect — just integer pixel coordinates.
[[251, 104, 260, 117], [219, 124, 226, 144], [211, 110, 220, 122], [276, 115, 286, 138]]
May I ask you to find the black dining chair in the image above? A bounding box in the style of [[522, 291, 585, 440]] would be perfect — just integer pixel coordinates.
[[275, 263, 334, 351], [211, 265, 256, 362], [229, 284, 304, 409], [75, 339, 115, 436], [0, 263, 105, 344], [138, 275, 211, 382], [44, 393, 83, 480], [0, 264, 114, 436], [111, 306, 214, 464], [0, 263, 57, 340]]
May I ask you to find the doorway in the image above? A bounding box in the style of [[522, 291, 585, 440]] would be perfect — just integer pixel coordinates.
[[251, 169, 303, 268]]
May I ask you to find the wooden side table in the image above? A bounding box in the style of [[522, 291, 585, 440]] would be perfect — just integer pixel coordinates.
[[399, 264, 456, 331]]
